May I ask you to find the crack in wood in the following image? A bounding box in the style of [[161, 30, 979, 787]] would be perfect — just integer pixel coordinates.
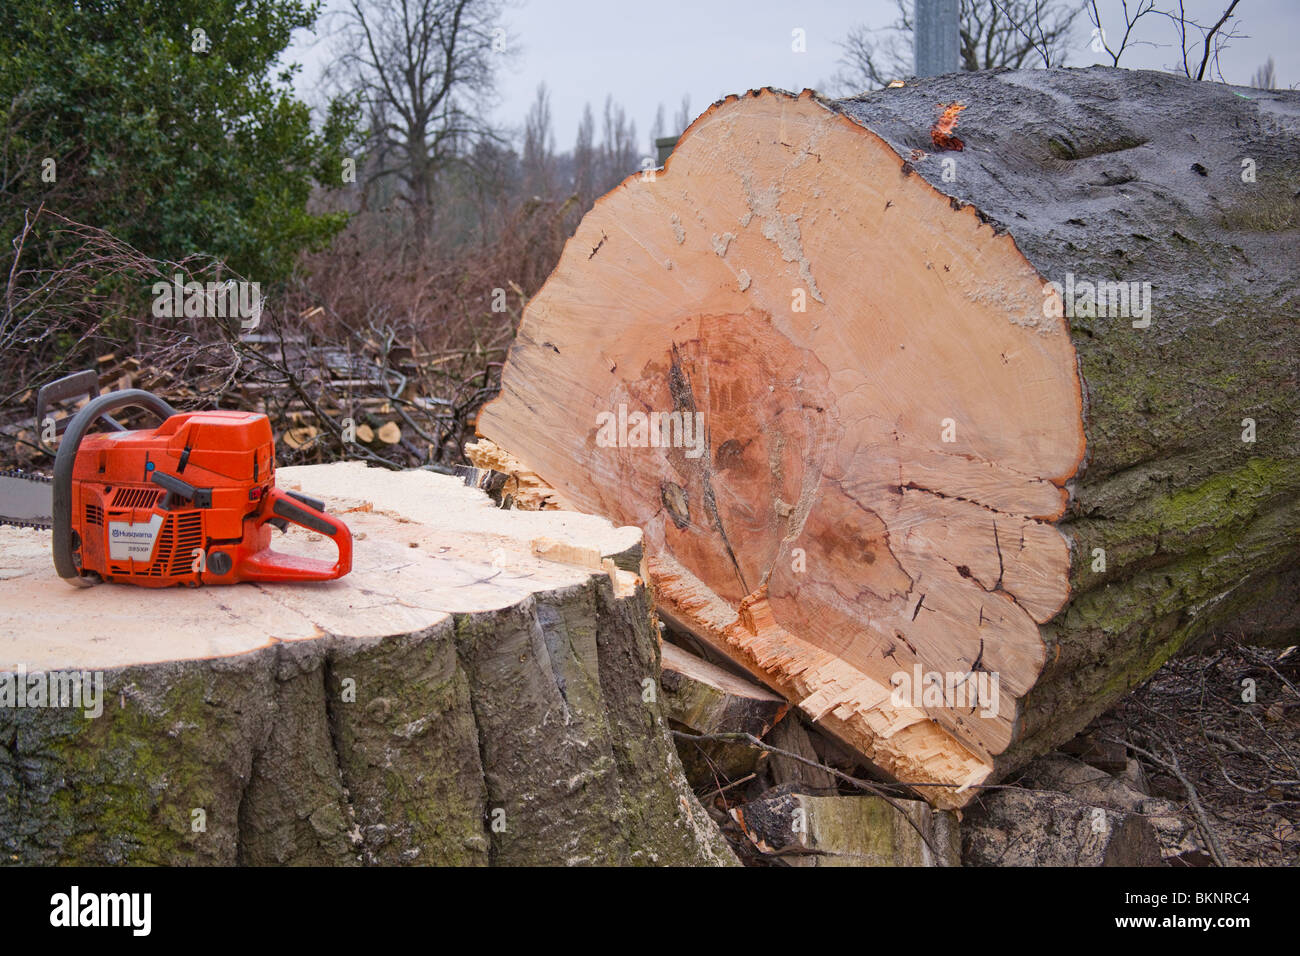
[[993, 521, 1005, 590], [900, 479, 1036, 520]]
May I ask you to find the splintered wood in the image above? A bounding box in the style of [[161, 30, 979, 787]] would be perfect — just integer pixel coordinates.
[[465, 438, 574, 511], [651, 557, 990, 804]]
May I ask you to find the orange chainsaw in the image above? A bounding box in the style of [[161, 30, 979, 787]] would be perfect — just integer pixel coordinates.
[[0, 370, 351, 587]]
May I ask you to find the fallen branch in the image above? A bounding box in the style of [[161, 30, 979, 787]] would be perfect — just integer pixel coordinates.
[[1103, 733, 1231, 867]]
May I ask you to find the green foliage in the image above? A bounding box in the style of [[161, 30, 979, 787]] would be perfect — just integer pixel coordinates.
[[0, 0, 363, 282]]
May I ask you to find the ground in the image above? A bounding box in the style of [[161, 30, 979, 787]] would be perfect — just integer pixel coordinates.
[[1102, 641, 1300, 866], [673, 636, 1300, 866]]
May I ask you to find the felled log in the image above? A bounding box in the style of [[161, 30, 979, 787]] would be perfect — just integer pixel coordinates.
[[660, 641, 788, 737], [766, 716, 839, 791], [963, 787, 1162, 867], [661, 640, 789, 785], [0, 462, 736, 866], [474, 67, 1300, 807], [731, 787, 960, 866]]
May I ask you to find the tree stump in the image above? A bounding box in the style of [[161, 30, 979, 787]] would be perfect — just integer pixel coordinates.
[[0, 462, 736, 866], [474, 67, 1300, 807]]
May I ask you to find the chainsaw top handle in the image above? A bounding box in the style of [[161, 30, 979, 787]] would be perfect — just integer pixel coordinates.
[[52, 388, 177, 584]]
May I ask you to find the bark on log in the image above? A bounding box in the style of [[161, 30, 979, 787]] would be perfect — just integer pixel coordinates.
[[660, 640, 788, 737], [474, 67, 1300, 808], [0, 462, 736, 866], [662, 641, 790, 785], [963, 788, 1163, 867], [731, 787, 961, 866]]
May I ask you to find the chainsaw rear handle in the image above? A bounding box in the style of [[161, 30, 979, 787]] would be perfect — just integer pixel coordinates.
[[52, 389, 178, 585], [237, 486, 352, 583]]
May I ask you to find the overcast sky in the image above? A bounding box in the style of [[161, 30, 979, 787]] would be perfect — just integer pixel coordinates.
[[288, 0, 1296, 157]]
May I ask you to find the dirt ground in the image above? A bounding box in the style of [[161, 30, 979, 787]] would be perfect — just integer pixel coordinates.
[[1098, 641, 1300, 866]]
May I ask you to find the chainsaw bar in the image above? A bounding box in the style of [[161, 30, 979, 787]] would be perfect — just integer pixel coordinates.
[[0, 469, 54, 529]]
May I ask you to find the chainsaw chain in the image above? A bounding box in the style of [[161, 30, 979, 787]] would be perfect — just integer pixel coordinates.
[[0, 468, 52, 482]]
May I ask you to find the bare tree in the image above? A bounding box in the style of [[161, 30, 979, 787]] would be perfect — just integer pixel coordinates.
[[1251, 56, 1276, 90], [1087, 0, 1247, 81], [673, 94, 692, 135], [599, 95, 638, 194], [649, 102, 666, 155], [1085, 0, 1161, 68], [572, 103, 597, 204], [1164, 0, 1245, 81], [330, 0, 510, 239], [982, 0, 1082, 68], [521, 83, 555, 199], [837, 0, 1083, 91], [838, 21, 908, 90]]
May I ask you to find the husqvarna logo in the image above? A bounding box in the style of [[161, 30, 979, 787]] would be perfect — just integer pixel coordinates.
[[107, 514, 163, 561]]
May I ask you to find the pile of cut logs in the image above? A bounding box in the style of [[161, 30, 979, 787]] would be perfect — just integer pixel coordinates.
[[3, 336, 424, 470]]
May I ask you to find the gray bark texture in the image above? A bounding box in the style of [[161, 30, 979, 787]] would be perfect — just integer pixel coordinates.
[[0, 573, 737, 866]]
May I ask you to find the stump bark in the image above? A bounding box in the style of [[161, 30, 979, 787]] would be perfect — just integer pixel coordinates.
[[474, 67, 1300, 807], [0, 462, 736, 865]]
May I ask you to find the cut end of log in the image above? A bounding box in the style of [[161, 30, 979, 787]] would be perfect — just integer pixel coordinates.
[[477, 85, 1091, 806]]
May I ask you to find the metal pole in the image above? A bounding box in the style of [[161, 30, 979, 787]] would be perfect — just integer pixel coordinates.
[[915, 0, 960, 77]]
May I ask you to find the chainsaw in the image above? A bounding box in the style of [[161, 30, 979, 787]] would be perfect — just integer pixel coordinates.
[[0, 370, 351, 587]]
